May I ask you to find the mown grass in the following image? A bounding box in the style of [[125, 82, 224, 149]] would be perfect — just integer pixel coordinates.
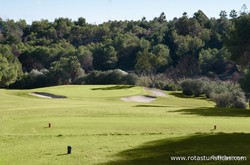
[[0, 85, 250, 165]]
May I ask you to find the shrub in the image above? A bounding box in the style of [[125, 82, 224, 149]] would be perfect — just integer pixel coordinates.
[[201, 80, 216, 98], [210, 81, 247, 109], [77, 69, 138, 85], [180, 79, 194, 96], [121, 73, 138, 85], [163, 82, 180, 91], [233, 97, 248, 109], [210, 91, 232, 107], [180, 79, 203, 96], [136, 76, 152, 87], [154, 80, 180, 91], [239, 67, 250, 96], [104, 69, 124, 84], [9, 69, 51, 89], [179, 78, 247, 109]]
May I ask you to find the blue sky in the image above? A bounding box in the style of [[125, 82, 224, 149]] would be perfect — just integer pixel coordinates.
[[0, 0, 249, 24]]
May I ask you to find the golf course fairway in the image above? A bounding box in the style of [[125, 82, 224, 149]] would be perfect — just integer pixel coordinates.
[[1, 85, 250, 165]]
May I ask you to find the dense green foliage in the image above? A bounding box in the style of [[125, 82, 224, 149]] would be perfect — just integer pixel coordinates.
[[239, 67, 250, 96], [226, 14, 250, 69], [1, 8, 249, 88], [77, 69, 138, 85], [0, 45, 22, 87]]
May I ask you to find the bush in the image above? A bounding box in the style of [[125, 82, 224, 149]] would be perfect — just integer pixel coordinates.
[[180, 79, 203, 96], [201, 80, 216, 98], [9, 69, 51, 89], [121, 73, 138, 85], [210, 91, 232, 107], [180, 79, 194, 96], [209, 81, 247, 109], [239, 67, 250, 96], [210, 89, 247, 109], [154, 80, 180, 91], [136, 76, 152, 87], [179, 78, 247, 109], [76, 69, 138, 85]]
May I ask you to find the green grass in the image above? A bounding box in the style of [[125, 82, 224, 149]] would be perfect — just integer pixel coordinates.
[[0, 85, 250, 165]]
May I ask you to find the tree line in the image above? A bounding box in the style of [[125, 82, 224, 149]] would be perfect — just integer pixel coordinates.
[[0, 6, 250, 93]]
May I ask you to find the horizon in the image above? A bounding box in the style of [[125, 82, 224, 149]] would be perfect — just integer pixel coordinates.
[[0, 0, 249, 24]]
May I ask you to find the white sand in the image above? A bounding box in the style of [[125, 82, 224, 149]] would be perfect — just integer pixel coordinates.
[[120, 88, 168, 103], [29, 93, 52, 98], [121, 96, 156, 103], [145, 88, 168, 97]]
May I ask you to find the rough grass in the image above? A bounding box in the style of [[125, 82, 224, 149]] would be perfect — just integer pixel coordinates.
[[0, 85, 250, 165]]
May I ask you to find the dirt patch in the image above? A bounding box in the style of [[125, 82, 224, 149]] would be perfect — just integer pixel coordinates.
[[29, 92, 67, 99], [121, 95, 156, 103]]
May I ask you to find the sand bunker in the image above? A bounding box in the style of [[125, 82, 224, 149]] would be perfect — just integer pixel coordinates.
[[145, 88, 168, 97], [121, 88, 168, 103], [29, 92, 67, 99], [121, 95, 156, 103]]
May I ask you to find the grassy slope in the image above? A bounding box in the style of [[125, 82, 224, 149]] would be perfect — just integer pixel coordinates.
[[0, 85, 250, 165]]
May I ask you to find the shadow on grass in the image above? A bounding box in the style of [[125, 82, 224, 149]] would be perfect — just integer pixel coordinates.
[[171, 107, 250, 117], [57, 153, 68, 156], [100, 133, 250, 165], [169, 92, 191, 98], [135, 105, 170, 108], [91, 85, 134, 91], [33, 92, 67, 98], [143, 95, 157, 98], [169, 92, 210, 100]]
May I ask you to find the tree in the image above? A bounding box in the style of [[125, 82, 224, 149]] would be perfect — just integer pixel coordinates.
[[93, 45, 118, 70], [239, 67, 250, 98], [76, 46, 93, 73], [54, 18, 73, 39], [154, 12, 166, 23], [50, 56, 81, 84], [0, 45, 22, 87], [0, 10, 247, 88], [172, 30, 204, 58], [229, 10, 238, 19], [75, 17, 86, 26], [135, 43, 170, 86], [225, 14, 250, 69], [1, 19, 23, 44], [240, 4, 248, 15], [219, 11, 228, 19], [175, 56, 199, 78], [193, 10, 209, 27], [199, 48, 219, 74], [114, 33, 139, 70]]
